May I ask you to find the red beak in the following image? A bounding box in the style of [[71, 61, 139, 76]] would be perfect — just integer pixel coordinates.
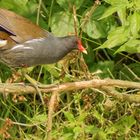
[[77, 39, 87, 54]]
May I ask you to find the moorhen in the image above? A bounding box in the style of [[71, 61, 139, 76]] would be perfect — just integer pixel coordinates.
[[0, 8, 87, 104], [0, 8, 87, 68]]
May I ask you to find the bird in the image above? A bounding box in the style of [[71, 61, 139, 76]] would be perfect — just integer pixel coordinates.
[[0, 8, 87, 68], [0, 8, 87, 104]]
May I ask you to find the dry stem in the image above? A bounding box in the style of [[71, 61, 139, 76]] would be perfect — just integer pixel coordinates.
[[1, 79, 140, 102], [46, 91, 58, 140]]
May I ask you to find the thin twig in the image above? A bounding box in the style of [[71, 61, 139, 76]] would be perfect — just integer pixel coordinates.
[[73, 5, 78, 37], [36, 0, 42, 25], [102, 86, 140, 103], [45, 91, 58, 140]]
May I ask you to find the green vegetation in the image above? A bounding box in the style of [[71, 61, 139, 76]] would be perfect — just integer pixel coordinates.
[[0, 0, 140, 139]]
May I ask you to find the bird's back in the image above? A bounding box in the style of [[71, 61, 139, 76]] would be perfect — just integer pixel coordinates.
[[0, 8, 47, 46]]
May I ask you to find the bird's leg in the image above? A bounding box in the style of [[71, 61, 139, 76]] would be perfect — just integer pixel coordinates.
[[22, 70, 58, 87], [21, 69, 45, 105]]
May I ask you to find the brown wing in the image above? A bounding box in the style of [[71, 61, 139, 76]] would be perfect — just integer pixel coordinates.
[[0, 8, 47, 48]]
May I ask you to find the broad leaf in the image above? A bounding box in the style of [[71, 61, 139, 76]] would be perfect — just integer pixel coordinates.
[[116, 39, 140, 53], [129, 12, 140, 37], [51, 11, 75, 36], [81, 6, 110, 39], [117, 8, 127, 25], [100, 0, 130, 20], [56, 0, 84, 10], [104, 0, 129, 5], [100, 26, 129, 49]]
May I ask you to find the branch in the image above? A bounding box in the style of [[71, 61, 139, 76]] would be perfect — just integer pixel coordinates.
[[1, 79, 140, 102], [1, 79, 140, 94]]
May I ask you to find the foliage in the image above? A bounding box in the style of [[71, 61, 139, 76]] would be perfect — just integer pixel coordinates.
[[99, 0, 140, 53], [0, 0, 140, 139]]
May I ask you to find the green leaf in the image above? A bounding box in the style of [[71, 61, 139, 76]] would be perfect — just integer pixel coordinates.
[[13, 0, 28, 6], [116, 39, 140, 53], [93, 131, 107, 140], [85, 125, 98, 133], [0, 0, 28, 13], [133, 0, 140, 10], [0, 0, 16, 9], [73, 126, 82, 139], [117, 8, 127, 25], [82, 6, 109, 39], [129, 12, 140, 37], [89, 61, 114, 78], [99, 0, 130, 20], [93, 110, 105, 125], [44, 64, 60, 78], [100, 26, 129, 49], [31, 114, 47, 123], [63, 111, 75, 122], [56, 0, 84, 10], [104, 0, 129, 6], [106, 115, 136, 135], [51, 11, 75, 36], [82, 20, 106, 39], [99, 6, 118, 19], [114, 115, 136, 134]]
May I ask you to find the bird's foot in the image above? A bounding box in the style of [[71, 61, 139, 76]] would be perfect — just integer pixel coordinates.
[[23, 72, 45, 105]]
